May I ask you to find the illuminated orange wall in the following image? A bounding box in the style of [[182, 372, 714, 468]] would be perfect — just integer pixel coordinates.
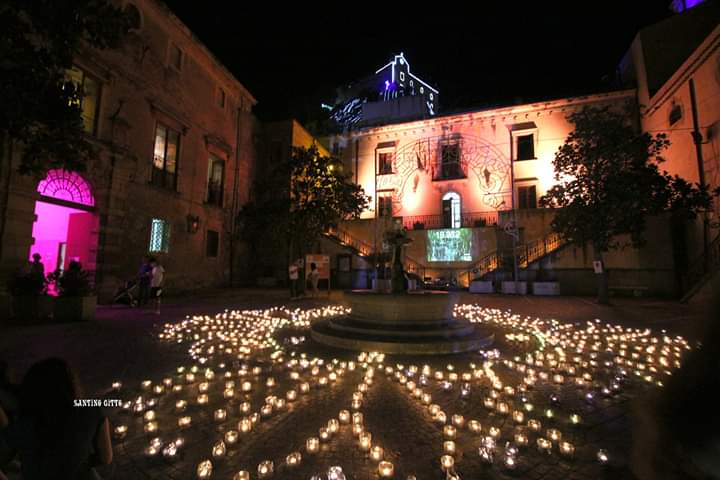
[[336, 90, 635, 221]]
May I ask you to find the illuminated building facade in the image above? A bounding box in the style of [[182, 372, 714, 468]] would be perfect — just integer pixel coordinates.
[[0, 0, 256, 311]]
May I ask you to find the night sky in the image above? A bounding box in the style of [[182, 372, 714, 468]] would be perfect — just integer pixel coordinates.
[[164, 2, 674, 123]]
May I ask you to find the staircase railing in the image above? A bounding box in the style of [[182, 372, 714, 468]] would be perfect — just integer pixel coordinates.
[[325, 226, 425, 278]]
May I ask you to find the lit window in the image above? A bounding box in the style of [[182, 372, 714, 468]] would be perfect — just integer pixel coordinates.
[[442, 192, 462, 228], [399, 71, 405, 82], [429, 93, 434, 100], [206, 155, 224, 206], [420, 86, 424, 94], [149, 218, 170, 253], [669, 103, 682, 126], [518, 185, 537, 209], [377, 195, 393, 218], [378, 152, 393, 175], [152, 123, 180, 190], [516, 134, 534, 161], [206, 230, 219, 257], [65, 66, 100, 135], [169, 43, 183, 70]]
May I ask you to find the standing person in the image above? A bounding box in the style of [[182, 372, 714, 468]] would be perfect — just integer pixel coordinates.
[[0, 358, 113, 480], [307, 262, 320, 298], [149, 257, 165, 315], [29, 254, 45, 294], [137, 256, 152, 307], [288, 260, 300, 300]]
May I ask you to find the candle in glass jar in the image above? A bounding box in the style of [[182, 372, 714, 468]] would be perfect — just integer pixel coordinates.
[[512, 410, 525, 424], [440, 454, 455, 471], [443, 441, 456, 454], [178, 416, 192, 428], [286, 451, 301, 467], [143, 410, 156, 422], [514, 432, 529, 446], [239, 418, 252, 433], [113, 424, 128, 440], [443, 425, 456, 439], [339, 410, 350, 423], [233, 471, 250, 480], [468, 420, 482, 433], [143, 421, 158, 434], [537, 438, 552, 452], [214, 409, 227, 422], [258, 460, 274, 478], [198, 382, 209, 393], [370, 445, 384, 461], [306, 437, 319, 453], [452, 414, 465, 428], [560, 441, 575, 457], [225, 430, 239, 445], [378, 461, 394, 477], [197, 459, 212, 479], [359, 432, 372, 451], [197, 394, 209, 405], [319, 427, 331, 442], [328, 419, 339, 433], [212, 440, 226, 458], [547, 429, 562, 442], [528, 419, 541, 432]]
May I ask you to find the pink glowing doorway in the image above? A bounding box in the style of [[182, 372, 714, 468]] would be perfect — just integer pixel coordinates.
[[29, 170, 98, 282]]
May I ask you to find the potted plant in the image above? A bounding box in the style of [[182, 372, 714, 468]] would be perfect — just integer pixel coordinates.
[[7, 265, 53, 322], [53, 261, 96, 322]]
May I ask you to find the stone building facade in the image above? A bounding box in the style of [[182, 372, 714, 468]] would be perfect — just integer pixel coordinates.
[[0, 0, 256, 312]]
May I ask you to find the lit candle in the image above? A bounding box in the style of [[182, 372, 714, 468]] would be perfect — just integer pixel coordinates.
[[197, 394, 209, 405], [597, 449, 609, 464], [443, 425, 456, 439], [258, 460, 274, 478], [339, 410, 350, 424], [239, 418, 252, 433], [440, 454, 455, 471], [225, 430, 239, 445], [240, 402, 251, 414], [224, 388, 235, 399], [233, 471, 250, 480], [113, 424, 128, 440], [212, 440, 226, 458], [197, 459, 212, 479], [370, 445, 384, 461], [328, 419, 339, 433], [443, 441, 456, 454], [306, 437, 319, 453], [143, 421, 158, 434], [359, 432, 372, 451], [378, 461, 394, 477], [178, 416, 192, 428], [547, 429, 562, 443], [286, 390, 297, 401], [512, 410, 525, 424], [176, 400, 187, 412], [162, 442, 178, 459], [319, 427, 331, 442], [468, 420, 482, 434], [504, 454, 517, 470], [214, 409, 227, 422], [452, 414, 465, 428], [514, 432, 529, 446], [352, 412, 363, 425], [488, 426, 501, 438], [143, 410, 156, 422], [537, 438, 552, 452], [286, 451, 301, 467], [560, 441, 575, 457], [528, 419, 541, 432], [141, 380, 152, 390], [111, 381, 122, 391], [300, 382, 310, 393]]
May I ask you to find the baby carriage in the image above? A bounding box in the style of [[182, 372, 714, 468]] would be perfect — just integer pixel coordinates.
[[112, 279, 139, 306]]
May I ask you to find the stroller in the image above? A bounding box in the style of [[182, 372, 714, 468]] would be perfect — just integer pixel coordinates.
[[112, 279, 140, 307]]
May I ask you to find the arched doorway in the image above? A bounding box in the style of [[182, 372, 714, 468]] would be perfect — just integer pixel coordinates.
[[442, 192, 461, 228], [29, 169, 98, 285]]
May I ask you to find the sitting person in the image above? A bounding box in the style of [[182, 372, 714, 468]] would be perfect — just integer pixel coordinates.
[[0, 358, 112, 479]]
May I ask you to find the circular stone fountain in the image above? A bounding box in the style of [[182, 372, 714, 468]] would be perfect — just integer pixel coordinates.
[[311, 290, 494, 354]]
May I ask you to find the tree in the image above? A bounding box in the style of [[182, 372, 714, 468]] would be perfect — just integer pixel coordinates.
[[540, 106, 717, 304], [238, 145, 369, 281], [0, 0, 133, 176]]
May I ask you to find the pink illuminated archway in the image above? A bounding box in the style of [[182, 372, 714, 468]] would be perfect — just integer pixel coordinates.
[[37, 169, 95, 207]]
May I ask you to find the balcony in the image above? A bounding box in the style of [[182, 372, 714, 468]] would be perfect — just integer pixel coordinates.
[[402, 211, 499, 230]]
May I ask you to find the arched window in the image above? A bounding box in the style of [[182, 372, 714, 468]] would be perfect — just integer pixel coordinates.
[[442, 192, 461, 228], [37, 169, 95, 207]]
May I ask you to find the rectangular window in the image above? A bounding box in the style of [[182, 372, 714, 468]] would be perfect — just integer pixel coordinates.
[[439, 144, 463, 179], [518, 185, 537, 209], [65, 66, 100, 135], [218, 88, 226, 108], [377, 195, 393, 218], [516, 134, 535, 160], [206, 155, 225, 206], [206, 229, 219, 257], [169, 43, 183, 71], [149, 218, 170, 253], [378, 152, 393, 175], [152, 123, 180, 190]]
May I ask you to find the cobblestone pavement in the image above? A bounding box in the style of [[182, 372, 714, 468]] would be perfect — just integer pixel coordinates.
[[0, 289, 709, 480]]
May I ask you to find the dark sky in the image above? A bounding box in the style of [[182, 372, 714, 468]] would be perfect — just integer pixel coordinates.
[[164, 2, 675, 122]]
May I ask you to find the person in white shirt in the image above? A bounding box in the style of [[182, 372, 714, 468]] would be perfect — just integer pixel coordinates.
[[288, 260, 300, 299], [149, 258, 165, 315]]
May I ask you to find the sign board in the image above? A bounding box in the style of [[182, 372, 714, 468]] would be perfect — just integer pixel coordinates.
[[593, 260, 604, 274], [305, 254, 330, 280]]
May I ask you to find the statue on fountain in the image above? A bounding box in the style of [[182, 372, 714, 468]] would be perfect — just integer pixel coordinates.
[[383, 227, 412, 294]]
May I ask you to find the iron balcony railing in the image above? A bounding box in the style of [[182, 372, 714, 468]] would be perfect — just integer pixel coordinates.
[[403, 211, 499, 230]]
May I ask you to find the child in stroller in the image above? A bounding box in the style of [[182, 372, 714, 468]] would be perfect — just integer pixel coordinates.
[[112, 279, 139, 306]]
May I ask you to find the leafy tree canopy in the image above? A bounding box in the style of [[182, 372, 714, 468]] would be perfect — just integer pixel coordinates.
[[238, 145, 369, 261], [540, 105, 717, 252], [0, 0, 133, 176]]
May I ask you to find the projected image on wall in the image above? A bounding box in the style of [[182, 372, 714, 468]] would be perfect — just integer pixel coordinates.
[[427, 228, 473, 262]]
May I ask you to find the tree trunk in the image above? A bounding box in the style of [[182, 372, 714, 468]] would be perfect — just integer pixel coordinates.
[[592, 244, 609, 304]]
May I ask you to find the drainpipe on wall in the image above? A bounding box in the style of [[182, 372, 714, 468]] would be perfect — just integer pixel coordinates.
[[689, 78, 708, 272], [229, 103, 243, 286]]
